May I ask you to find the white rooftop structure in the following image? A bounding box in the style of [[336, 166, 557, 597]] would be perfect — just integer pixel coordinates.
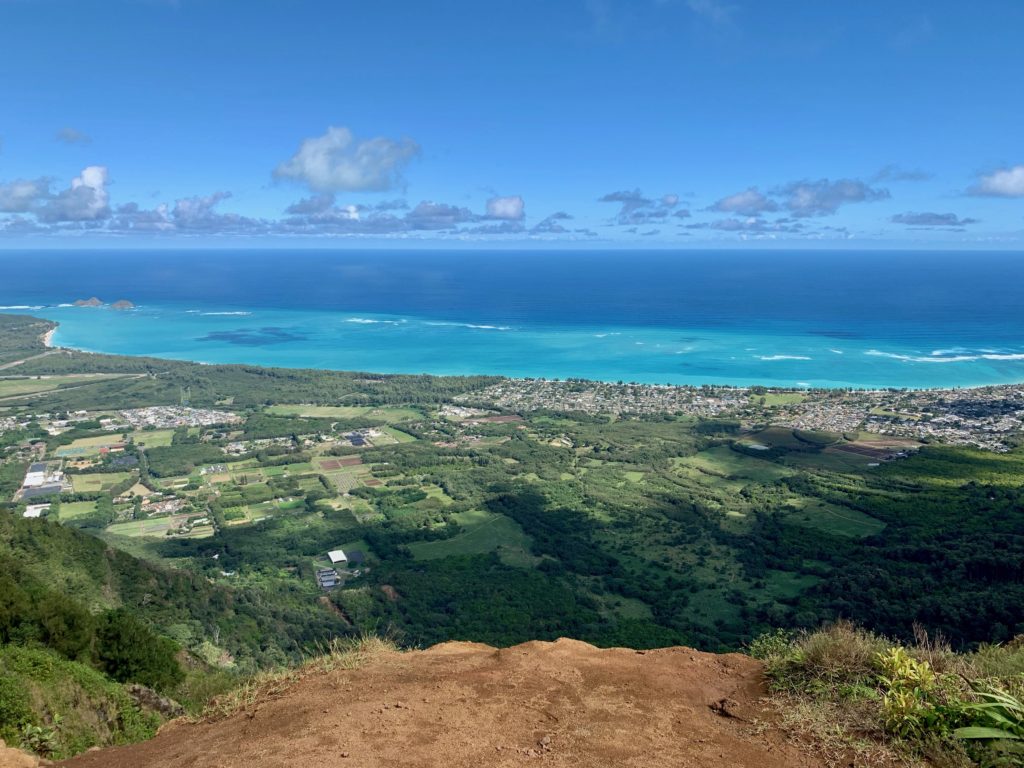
[[24, 504, 50, 518], [327, 549, 347, 564]]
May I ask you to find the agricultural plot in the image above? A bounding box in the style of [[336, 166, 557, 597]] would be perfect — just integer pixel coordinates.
[[128, 429, 175, 448], [681, 446, 794, 484], [70, 471, 133, 493], [265, 404, 423, 422], [0, 374, 129, 399], [106, 513, 195, 537], [55, 434, 128, 458], [59, 500, 97, 520], [406, 509, 534, 567], [781, 497, 886, 538]]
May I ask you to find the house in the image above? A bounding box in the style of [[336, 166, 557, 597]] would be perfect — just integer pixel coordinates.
[[327, 549, 348, 565], [23, 504, 50, 518]]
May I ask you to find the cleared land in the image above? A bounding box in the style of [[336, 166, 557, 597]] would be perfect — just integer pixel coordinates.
[[70, 472, 133, 493], [265, 404, 423, 422], [406, 509, 534, 567]]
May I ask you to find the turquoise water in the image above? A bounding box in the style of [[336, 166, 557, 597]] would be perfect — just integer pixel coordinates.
[[2, 249, 1024, 388]]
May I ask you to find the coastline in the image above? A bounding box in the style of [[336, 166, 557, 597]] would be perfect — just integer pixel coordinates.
[[42, 327, 56, 348]]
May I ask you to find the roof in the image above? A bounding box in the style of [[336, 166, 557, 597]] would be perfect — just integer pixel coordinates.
[[327, 549, 347, 564]]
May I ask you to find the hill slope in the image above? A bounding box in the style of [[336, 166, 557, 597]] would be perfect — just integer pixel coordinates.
[[58, 638, 821, 768]]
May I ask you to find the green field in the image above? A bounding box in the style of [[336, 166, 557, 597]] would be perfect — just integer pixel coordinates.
[[55, 434, 128, 458], [59, 500, 98, 520], [0, 374, 129, 399], [751, 392, 807, 406], [265, 404, 423, 422], [70, 472, 133, 493], [681, 445, 794, 483], [781, 498, 886, 538], [406, 509, 534, 567], [129, 429, 176, 448]]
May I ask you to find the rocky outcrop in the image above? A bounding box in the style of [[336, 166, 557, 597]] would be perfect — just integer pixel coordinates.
[[72, 298, 102, 307]]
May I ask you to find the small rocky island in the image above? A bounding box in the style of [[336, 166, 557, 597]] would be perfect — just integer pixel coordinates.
[[70, 298, 135, 309]]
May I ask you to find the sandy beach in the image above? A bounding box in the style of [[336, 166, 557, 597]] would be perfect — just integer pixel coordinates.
[[42, 327, 56, 347]]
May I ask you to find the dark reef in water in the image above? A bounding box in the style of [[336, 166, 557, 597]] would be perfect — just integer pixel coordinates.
[[198, 326, 307, 346]]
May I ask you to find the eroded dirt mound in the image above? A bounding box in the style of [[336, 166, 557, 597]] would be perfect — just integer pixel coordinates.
[[59, 638, 822, 768]]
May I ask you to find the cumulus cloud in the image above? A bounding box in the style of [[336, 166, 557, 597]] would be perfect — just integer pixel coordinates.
[[36, 166, 110, 222], [709, 187, 777, 216], [688, 217, 804, 234], [110, 192, 265, 234], [779, 178, 889, 217], [485, 195, 525, 220], [55, 127, 92, 145], [598, 188, 683, 225], [969, 165, 1024, 197], [891, 212, 978, 228], [274, 126, 420, 192], [531, 211, 573, 234], [0, 178, 51, 213]]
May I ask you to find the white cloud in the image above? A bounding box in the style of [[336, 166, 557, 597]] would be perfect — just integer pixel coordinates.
[[274, 126, 420, 192], [0, 178, 50, 213], [970, 165, 1024, 197], [36, 165, 110, 222], [709, 187, 777, 216], [485, 195, 525, 220]]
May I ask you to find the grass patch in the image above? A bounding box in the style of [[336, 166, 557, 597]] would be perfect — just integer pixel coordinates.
[[58, 500, 98, 520], [70, 471, 133, 493], [406, 509, 534, 567], [265, 404, 423, 422]]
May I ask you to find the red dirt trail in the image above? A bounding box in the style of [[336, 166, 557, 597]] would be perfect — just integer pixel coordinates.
[[58, 639, 824, 768]]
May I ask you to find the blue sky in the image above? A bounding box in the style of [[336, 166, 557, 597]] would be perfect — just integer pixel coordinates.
[[1, 0, 1022, 247]]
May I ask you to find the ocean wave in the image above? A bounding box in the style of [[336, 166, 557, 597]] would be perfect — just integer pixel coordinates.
[[866, 349, 1024, 363], [829, 349, 844, 355], [201, 311, 253, 316], [0, 305, 44, 310], [758, 354, 811, 361], [425, 321, 512, 331], [345, 317, 406, 325]]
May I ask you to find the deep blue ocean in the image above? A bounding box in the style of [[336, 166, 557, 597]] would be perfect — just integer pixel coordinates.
[[2, 249, 1023, 389]]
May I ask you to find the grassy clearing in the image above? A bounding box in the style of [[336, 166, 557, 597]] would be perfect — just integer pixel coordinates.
[[752, 392, 808, 406], [0, 374, 129, 399], [382, 425, 417, 443], [58, 500, 97, 520], [406, 509, 534, 567], [128, 429, 175, 447], [683, 445, 794, 483], [265, 404, 423, 422], [782, 497, 886, 538], [70, 471, 133, 493]]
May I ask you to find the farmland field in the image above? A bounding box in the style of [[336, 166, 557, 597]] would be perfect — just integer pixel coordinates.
[[59, 500, 98, 520], [70, 471, 133, 493], [265, 404, 423, 422], [129, 429, 176, 448], [406, 509, 534, 566], [55, 434, 128, 457]]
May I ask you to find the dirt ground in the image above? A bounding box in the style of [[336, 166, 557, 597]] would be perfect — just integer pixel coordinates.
[[59, 639, 825, 768]]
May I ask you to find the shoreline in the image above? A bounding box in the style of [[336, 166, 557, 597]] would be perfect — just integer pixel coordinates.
[[36, 332, 1024, 397], [8, 310, 1024, 395]]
